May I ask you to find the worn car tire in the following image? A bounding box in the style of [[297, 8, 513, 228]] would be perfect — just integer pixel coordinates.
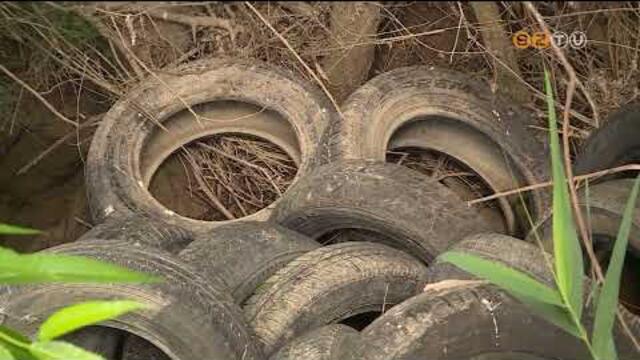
[[244, 242, 429, 355], [428, 232, 554, 285], [270, 325, 362, 360], [0, 240, 263, 360], [421, 233, 640, 360], [321, 66, 550, 235], [356, 282, 591, 360], [574, 103, 640, 178], [179, 221, 320, 303], [271, 160, 493, 262], [77, 213, 195, 254], [86, 58, 334, 232]]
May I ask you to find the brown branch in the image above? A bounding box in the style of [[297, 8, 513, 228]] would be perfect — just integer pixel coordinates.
[[244, 2, 344, 118], [143, 8, 235, 32], [17, 114, 104, 175], [0, 64, 78, 128], [320, 2, 382, 103], [182, 149, 235, 220], [468, 164, 640, 205]]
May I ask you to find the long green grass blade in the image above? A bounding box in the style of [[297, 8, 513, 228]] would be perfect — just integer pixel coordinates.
[[513, 293, 581, 338], [0, 224, 41, 236], [38, 301, 147, 341], [544, 70, 584, 319], [440, 251, 564, 306], [0, 326, 34, 360], [0, 345, 15, 360], [29, 341, 103, 360], [0, 248, 159, 284], [592, 175, 640, 359]]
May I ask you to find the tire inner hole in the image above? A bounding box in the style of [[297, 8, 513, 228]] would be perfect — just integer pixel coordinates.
[[149, 133, 298, 221], [593, 234, 640, 315], [386, 147, 507, 233], [340, 311, 382, 331], [63, 326, 171, 360]]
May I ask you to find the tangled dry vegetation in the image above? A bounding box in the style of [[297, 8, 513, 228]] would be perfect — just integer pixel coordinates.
[[1, 1, 640, 221], [178, 134, 297, 221]]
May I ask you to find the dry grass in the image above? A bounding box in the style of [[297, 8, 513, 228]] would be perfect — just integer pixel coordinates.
[[2, 1, 640, 221], [177, 134, 297, 221], [386, 147, 500, 216]]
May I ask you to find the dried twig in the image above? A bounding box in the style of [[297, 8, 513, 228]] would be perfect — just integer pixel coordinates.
[[245, 2, 344, 117], [0, 64, 78, 128], [16, 114, 104, 175], [468, 164, 640, 205]]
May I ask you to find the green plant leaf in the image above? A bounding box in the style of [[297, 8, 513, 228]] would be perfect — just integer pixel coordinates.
[[29, 341, 103, 360], [513, 293, 581, 339], [544, 70, 584, 319], [439, 251, 564, 306], [0, 345, 15, 360], [38, 300, 147, 341], [592, 175, 640, 360], [0, 326, 36, 360], [0, 224, 40, 236], [0, 248, 160, 284]]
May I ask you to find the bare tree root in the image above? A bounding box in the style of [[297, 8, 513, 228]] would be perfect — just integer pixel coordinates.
[[470, 1, 529, 104], [320, 2, 382, 103]]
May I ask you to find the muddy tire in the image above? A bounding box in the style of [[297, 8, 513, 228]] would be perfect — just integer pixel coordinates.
[[428, 232, 554, 286], [179, 221, 320, 303], [270, 325, 362, 360], [77, 213, 195, 254], [423, 232, 640, 360], [86, 58, 334, 233], [0, 240, 263, 360], [321, 66, 549, 235], [356, 282, 590, 360], [244, 242, 429, 355], [575, 103, 640, 178], [271, 160, 493, 262]]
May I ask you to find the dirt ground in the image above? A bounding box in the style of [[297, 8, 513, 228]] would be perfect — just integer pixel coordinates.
[[1, 2, 639, 251]]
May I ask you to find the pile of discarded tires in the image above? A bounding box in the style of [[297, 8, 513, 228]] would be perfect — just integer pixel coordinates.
[[2, 58, 640, 360]]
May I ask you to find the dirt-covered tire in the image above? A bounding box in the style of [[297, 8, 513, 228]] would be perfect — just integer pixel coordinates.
[[422, 232, 640, 360], [86, 58, 334, 233], [428, 232, 554, 285], [270, 325, 363, 360], [271, 160, 494, 262], [179, 221, 320, 304], [321, 66, 550, 235], [0, 240, 263, 360], [574, 103, 640, 178], [244, 242, 429, 355], [356, 282, 591, 360], [77, 213, 195, 254]]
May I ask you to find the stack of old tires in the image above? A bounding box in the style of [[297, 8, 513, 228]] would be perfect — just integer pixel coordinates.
[[2, 58, 640, 360]]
